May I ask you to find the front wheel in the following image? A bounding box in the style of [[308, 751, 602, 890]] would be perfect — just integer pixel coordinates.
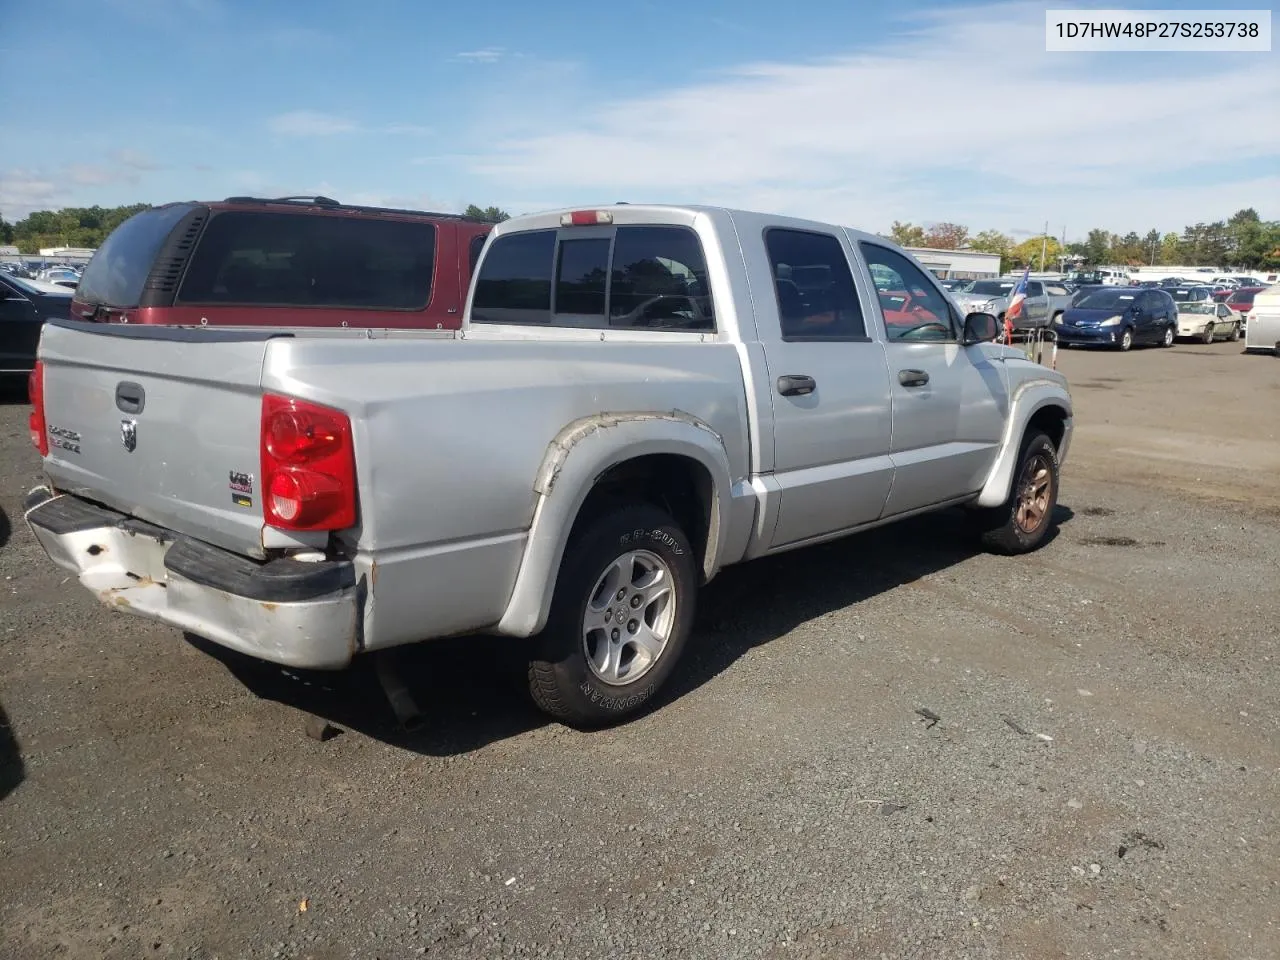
[[528, 503, 697, 727], [1118, 328, 1134, 351], [1161, 325, 1175, 347], [1201, 323, 1215, 344], [972, 431, 1061, 555]]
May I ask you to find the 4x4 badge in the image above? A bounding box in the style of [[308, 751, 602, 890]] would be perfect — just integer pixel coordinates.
[[121, 418, 137, 452]]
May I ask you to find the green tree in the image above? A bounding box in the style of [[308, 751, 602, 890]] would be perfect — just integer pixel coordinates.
[[921, 222, 969, 250], [1084, 229, 1110, 265], [969, 229, 1012, 272], [0, 216, 12, 244], [887, 221, 926, 247], [1142, 229, 1161, 265], [464, 204, 510, 223], [1158, 232, 1183, 265], [1010, 235, 1062, 271]]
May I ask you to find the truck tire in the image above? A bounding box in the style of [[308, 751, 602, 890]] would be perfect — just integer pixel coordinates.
[[528, 503, 697, 727], [973, 431, 1060, 555]]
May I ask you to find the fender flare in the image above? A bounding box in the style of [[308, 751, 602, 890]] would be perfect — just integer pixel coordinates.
[[495, 410, 734, 638], [976, 381, 1074, 508]]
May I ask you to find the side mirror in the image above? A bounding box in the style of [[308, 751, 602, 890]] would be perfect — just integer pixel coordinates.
[[962, 311, 999, 344]]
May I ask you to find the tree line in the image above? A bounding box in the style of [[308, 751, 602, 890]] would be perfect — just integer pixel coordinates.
[[886, 208, 1280, 273], [0, 203, 513, 254]]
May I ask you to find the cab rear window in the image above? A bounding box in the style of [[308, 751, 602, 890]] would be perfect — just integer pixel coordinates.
[[76, 203, 197, 307], [177, 211, 436, 310]]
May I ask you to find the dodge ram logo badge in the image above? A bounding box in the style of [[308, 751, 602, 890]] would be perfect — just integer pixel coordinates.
[[120, 418, 137, 452]]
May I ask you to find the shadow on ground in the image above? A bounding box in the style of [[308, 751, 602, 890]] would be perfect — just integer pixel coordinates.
[[0, 702, 24, 801], [192, 504, 1074, 757], [0, 378, 31, 405], [0, 504, 9, 551]]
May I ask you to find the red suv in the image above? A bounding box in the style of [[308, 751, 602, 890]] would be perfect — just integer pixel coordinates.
[[71, 196, 494, 329]]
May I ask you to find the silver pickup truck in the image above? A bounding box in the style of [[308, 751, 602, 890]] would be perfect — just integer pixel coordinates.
[[23, 205, 1073, 727], [954, 278, 1073, 330]]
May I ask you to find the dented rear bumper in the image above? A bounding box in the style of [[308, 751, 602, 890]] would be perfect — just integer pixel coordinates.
[[23, 487, 359, 669]]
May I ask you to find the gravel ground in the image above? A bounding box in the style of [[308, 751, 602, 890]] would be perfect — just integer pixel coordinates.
[[1, 342, 1278, 960]]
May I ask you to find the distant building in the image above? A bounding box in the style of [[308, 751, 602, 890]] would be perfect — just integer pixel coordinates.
[[0, 244, 19, 257], [37, 245, 96, 262], [904, 246, 1001, 280]]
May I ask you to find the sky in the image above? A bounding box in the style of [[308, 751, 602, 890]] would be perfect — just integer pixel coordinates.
[[0, 0, 1276, 239]]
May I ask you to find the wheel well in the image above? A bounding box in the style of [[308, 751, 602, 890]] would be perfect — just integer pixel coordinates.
[[573, 455, 714, 580], [1027, 405, 1068, 454]]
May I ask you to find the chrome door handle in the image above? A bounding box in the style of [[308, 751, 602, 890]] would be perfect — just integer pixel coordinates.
[[898, 369, 930, 387]]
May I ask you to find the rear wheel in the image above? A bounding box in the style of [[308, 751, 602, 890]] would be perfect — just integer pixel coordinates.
[[972, 432, 1061, 555], [528, 503, 697, 727]]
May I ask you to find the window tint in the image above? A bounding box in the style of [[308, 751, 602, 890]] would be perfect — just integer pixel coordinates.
[[468, 234, 487, 275], [78, 203, 196, 307], [178, 211, 436, 310], [555, 238, 609, 316], [764, 229, 866, 341], [1025, 281, 1043, 296], [471, 229, 556, 324], [860, 243, 955, 341], [610, 226, 714, 331]]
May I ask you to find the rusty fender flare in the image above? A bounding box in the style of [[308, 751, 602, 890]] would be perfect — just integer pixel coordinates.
[[975, 380, 1074, 508], [495, 410, 734, 638]]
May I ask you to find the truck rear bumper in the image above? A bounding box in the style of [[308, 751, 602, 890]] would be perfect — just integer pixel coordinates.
[[23, 487, 359, 669]]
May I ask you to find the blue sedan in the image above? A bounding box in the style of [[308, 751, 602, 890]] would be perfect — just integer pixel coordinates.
[[1054, 287, 1178, 351]]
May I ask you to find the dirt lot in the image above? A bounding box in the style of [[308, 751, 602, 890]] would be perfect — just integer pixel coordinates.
[[1, 342, 1278, 960]]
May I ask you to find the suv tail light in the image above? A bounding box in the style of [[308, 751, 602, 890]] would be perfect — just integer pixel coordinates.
[[260, 394, 356, 531], [29, 361, 48, 456]]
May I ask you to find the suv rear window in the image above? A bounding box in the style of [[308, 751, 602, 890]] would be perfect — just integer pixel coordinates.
[[77, 203, 196, 307], [178, 211, 436, 310]]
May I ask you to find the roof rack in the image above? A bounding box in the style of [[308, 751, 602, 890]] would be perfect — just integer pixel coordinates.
[[220, 195, 490, 222]]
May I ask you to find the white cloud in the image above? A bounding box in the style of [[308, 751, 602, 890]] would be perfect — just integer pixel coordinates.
[[0, 171, 63, 220], [454, 47, 504, 63], [466, 2, 1279, 233], [267, 110, 358, 136]]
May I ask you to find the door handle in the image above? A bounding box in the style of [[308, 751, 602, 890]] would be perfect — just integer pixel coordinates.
[[115, 381, 146, 414], [898, 369, 930, 387], [776, 374, 817, 397]]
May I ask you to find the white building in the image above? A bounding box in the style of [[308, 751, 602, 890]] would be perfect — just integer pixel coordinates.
[[904, 247, 1001, 280]]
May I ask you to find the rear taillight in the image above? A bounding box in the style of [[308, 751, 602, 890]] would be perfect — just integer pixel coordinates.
[[260, 394, 356, 531], [28, 361, 48, 456], [560, 209, 614, 226]]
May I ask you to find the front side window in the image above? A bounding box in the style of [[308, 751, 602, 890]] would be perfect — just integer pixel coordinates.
[[178, 211, 437, 310], [1025, 281, 1043, 297], [472, 225, 715, 331], [764, 229, 866, 341], [860, 243, 956, 341]]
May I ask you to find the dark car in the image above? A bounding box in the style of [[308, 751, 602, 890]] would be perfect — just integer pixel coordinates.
[[1223, 287, 1268, 327], [1, 273, 74, 377], [72, 195, 495, 330], [1166, 285, 1214, 304], [1054, 286, 1177, 351]]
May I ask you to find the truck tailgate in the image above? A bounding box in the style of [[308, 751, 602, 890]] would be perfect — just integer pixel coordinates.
[[37, 320, 279, 558]]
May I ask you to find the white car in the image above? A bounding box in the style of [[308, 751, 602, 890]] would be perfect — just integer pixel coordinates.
[[1175, 301, 1241, 343]]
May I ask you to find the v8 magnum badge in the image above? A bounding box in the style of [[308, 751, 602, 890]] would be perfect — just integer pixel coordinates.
[[229, 470, 254, 508], [120, 418, 137, 452]]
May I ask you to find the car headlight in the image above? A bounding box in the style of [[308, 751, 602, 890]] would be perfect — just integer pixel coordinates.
[[1099, 315, 1123, 327], [1053, 314, 1064, 325]]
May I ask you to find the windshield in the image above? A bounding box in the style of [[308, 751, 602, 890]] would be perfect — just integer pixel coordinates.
[[1179, 302, 1215, 315], [1169, 288, 1208, 302], [1075, 289, 1136, 309], [963, 280, 1014, 295]]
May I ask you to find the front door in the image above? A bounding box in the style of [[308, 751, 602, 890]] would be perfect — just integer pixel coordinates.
[[855, 242, 1010, 517], [754, 227, 895, 548], [1022, 280, 1047, 326]]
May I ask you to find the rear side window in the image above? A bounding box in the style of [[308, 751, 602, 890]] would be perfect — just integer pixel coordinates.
[[472, 225, 715, 331], [467, 234, 487, 275], [77, 203, 196, 307], [764, 229, 867, 341], [471, 229, 557, 324], [178, 211, 437, 310]]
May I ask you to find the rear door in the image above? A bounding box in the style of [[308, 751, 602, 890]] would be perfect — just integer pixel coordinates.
[[1023, 281, 1047, 324], [38, 321, 277, 557], [746, 226, 895, 548], [856, 241, 1009, 517]]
